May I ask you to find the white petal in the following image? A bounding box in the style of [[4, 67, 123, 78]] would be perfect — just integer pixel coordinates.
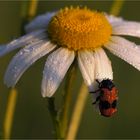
[[78, 50, 95, 91], [112, 21, 140, 37], [105, 36, 140, 71], [42, 48, 75, 97], [94, 48, 113, 81], [106, 14, 140, 38], [4, 40, 56, 87], [25, 12, 56, 33], [0, 30, 46, 57]]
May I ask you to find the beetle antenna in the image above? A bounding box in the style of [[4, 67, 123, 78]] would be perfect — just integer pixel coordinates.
[[96, 79, 100, 84], [90, 89, 100, 94]]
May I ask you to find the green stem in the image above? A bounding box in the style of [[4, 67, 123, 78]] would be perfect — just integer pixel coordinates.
[[20, 0, 38, 34], [21, 0, 38, 20], [20, 1, 29, 19], [3, 1, 39, 139], [110, 0, 125, 16], [60, 63, 77, 138], [47, 98, 61, 139], [48, 62, 77, 139], [3, 88, 18, 139], [27, 0, 38, 20], [66, 83, 88, 140]]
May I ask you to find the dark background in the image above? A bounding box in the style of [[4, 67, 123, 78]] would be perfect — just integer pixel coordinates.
[[0, 1, 140, 139]]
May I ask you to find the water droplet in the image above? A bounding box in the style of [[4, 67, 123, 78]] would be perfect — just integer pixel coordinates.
[[123, 48, 128, 53], [14, 66, 17, 70], [24, 48, 30, 52], [13, 73, 17, 78], [134, 45, 138, 49], [19, 51, 23, 55], [10, 39, 17, 45]]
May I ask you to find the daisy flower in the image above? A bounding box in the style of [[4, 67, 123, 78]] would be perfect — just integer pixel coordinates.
[[0, 7, 140, 97]]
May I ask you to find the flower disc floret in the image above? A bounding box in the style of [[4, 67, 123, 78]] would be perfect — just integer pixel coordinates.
[[48, 7, 112, 51]]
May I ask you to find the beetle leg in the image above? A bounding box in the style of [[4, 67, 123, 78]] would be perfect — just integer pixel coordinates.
[[92, 96, 100, 104], [96, 79, 100, 84], [96, 79, 102, 87], [89, 89, 100, 94]]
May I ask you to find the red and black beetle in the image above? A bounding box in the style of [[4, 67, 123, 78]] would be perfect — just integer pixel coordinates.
[[90, 79, 118, 117]]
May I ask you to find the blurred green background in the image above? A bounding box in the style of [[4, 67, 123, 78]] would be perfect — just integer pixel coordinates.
[[0, 0, 140, 139]]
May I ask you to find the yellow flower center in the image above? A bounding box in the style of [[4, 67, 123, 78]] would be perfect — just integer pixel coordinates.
[[47, 7, 112, 51]]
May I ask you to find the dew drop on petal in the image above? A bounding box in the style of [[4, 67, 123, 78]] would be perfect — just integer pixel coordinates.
[[24, 48, 30, 53], [123, 48, 128, 53], [19, 51, 23, 55]]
